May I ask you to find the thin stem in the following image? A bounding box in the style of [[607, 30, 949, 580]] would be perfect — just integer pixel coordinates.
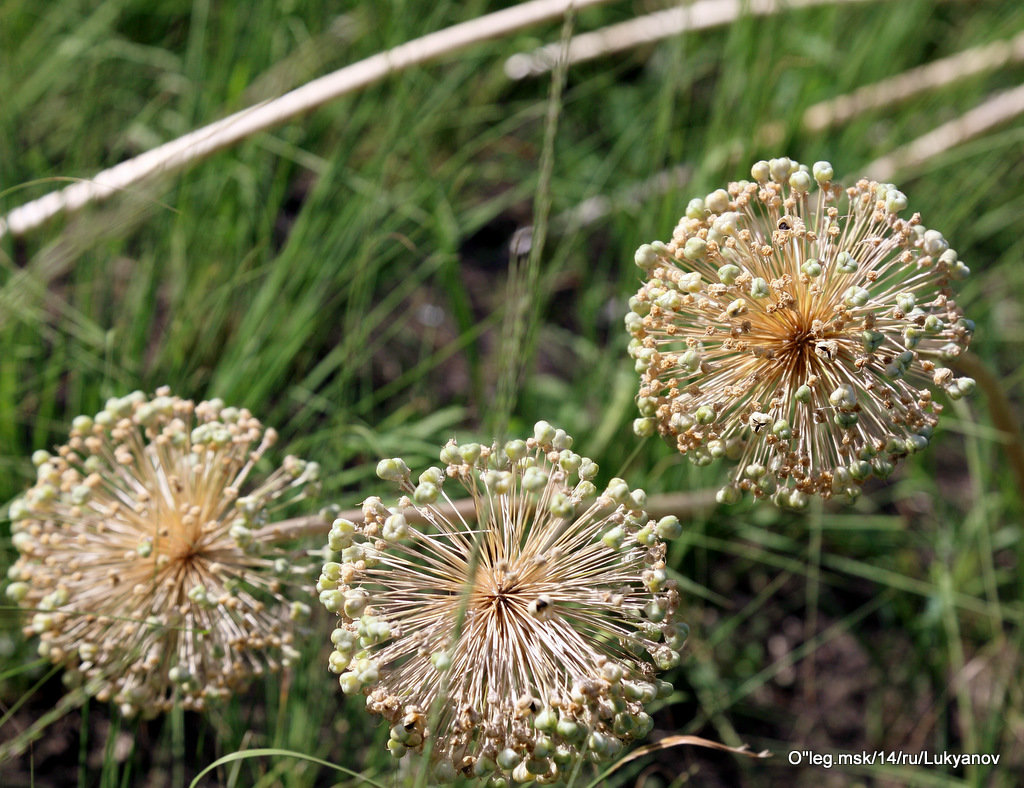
[[801, 497, 823, 711], [490, 5, 573, 441]]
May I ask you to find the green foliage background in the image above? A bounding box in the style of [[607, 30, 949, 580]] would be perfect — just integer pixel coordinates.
[[2, 0, 1023, 785]]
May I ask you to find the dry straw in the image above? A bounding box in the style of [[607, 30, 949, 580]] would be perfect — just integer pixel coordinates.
[[318, 422, 684, 784], [0, 0, 615, 239], [504, 0, 873, 79]]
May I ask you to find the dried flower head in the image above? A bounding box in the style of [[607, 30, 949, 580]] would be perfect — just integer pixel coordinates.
[[627, 157, 975, 507], [5, 388, 319, 716], [318, 422, 684, 784]]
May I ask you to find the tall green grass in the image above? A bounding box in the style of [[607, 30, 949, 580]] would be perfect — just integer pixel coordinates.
[[2, 0, 1024, 785]]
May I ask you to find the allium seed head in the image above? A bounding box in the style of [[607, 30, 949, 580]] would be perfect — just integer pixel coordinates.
[[627, 158, 974, 505], [5, 388, 318, 716], [320, 423, 684, 782]]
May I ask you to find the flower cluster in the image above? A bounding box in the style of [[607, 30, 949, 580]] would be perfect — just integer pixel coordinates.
[[5, 388, 319, 716], [627, 157, 975, 506], [317, 422, 684, 784]]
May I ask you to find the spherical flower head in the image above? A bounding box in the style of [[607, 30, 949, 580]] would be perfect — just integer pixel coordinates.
[[5, 388, 319, 716], [319, 422, 684, 783], [627, 157, 975, 506]]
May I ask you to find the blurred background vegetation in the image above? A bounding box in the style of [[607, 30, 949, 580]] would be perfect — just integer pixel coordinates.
[[2, 0, 1023, 785]]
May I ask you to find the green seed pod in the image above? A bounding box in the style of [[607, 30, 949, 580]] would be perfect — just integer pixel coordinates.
[[549, 492, 575, 518], [871, 457, 895, 478], [416, 468, 442, 488], [844, 285, 870, 307], [716, 484, 740, 505], [653, 647, 680, 670], [789, 170, 812, 192], [903, 326, 923, 348], [664, 621, 689, 649], [382, 513, 409, 541], [683, 237, 708, 261], [896, 292, 916, 312], [772, 419, 792, 439], [497, 748, 520, 772], [745, 463, 766, 479], [835, 251, 858, 274], [343, 590, 369, 618], [612, 712, 636, 737], [801, 259, 822, 278], [644, 600, 667, 622], [430, 651, 451, 672], [685, 198, 707, 220], [655, 515, 682, 539], [413, 482, 439, 505], [750, 277, 770, 298], [460, 443, 482, 464], [338, 671, 362, 694], [656, 290, 682, 311], [482, 470, 512, 495], [634, 244, 660, 270], [328, 650, 351, 673], [522, 466, 549, 492], [705, 189, 730, 213], [533, 736, 554, 758], [605, 477, 631, 504], [694, 405, 715, 425], [376, 458, 410, 482], [788, 490, 808, 511], [679, 271, 702, 293], [636, 524, 656, 546], [922, 229, 948, 256], [556, 715, 584, 742], [439, 440, 460, 465], [633, 711, 655, 738], [717, 264, 741, 285], [862, 330, 885, 352], [680, 349, 701, 372], [751, 160, 771, 182], [885, 189, 908, 212], [829, 384, 857, 410], [769, 157, 793, 182], [533, 707, 558, 733], [602, 526, 626, 550], [473, 755, 496, 777]]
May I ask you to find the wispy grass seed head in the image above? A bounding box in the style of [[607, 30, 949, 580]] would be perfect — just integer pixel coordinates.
[[318, 422, 684, 784], [5, 388, 319, 716], [628, 157, 975, 507]]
